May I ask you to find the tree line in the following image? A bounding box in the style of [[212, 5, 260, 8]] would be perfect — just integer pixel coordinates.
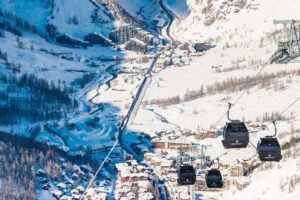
[[0, 8, 46, 38], [0, 72, 78, 125], [143, 68, 300, 107]]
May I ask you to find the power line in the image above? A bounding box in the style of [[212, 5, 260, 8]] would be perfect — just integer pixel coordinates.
[[208, 64, 269, 161], [79, 139, 119, 200], [264, 96, 300, 127], [79, 54, 162, 199], [212, 63, 268, 128], [211, 95, 300, 163], [277, 96, 300, 117]]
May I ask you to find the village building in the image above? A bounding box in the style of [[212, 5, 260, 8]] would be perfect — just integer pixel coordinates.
[[125, 38, 148, 53], [194, 130, 218, 140]]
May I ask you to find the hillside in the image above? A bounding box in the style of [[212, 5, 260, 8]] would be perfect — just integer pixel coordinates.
[[0, 0, 116, 39], [1, 0, 300, 200]]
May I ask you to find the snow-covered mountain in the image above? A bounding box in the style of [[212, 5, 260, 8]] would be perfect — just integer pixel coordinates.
[[0, 0, 116, 39], [169, 0, 300, 42], [1, 0, 300, 200]]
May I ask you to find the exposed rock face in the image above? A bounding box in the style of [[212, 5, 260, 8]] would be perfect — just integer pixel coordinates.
[[194, 0, 259, 26]]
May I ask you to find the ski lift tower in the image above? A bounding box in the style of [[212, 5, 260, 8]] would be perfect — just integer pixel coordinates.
[[270, 19, 300, 63]]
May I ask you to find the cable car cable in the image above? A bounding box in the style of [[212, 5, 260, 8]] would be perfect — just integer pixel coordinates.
[[79, 139, 119, 200], [82, 59, 300, 198], [212, 63, 269, 128], [209, 96, 300, 165]]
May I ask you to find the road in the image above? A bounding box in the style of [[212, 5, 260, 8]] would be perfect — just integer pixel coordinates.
[[159, 0, 176, 44], [117, 0, 176, 136], [117, 54, 171, 199], [117, 54, 160, 137], [116, 2, 177, 199]]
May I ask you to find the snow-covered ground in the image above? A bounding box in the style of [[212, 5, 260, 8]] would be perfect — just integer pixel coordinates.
[[50, 0, 115, 38], [165, 0, 190, 20], [0, 0, 116, 38], [117, 0, 160, 22], [127, 0, 300, 199], [170, 0, 300, 42], [1, 0, 300, 199], [0, 27, 147, 153]]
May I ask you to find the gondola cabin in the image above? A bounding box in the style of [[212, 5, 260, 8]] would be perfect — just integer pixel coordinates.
[[257, 137, 282, 162], [205, 169, 223, 188], [177, 165, 196, 186], [222, 120, 249, 148]]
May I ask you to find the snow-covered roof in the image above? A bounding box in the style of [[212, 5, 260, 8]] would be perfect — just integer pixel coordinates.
[[127, 38, 147, 46], [57, 182, 67, 189]]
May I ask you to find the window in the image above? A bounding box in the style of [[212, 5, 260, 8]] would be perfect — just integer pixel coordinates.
[[226, 122, 248, 135]]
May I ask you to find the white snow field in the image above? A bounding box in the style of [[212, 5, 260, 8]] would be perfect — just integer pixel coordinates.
[[128, 0, 300, 199], [1, 0, 300, 199]]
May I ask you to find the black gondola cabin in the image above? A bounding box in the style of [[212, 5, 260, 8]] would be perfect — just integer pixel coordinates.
[[177, 165, 196, 186], [222, 120, 249, 148], [205, 169, 223, 188], [257, 137, 282, 162]]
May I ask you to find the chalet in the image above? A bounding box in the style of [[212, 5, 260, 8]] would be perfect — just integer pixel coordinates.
[[178, 191, 190, 200], [73, 165, 81, 174], [71, 189, 79, 195], [153, 141, 166, 149], [65, 179, 74, 186], [193, 42, 212, 52], [109, 25, 155, 46], [156, 58, 167, 68], [125, 38, 148, 53], [153, 15, 166, 28], [109, 25, 137, 44], [72, 194, 80, 200], [76, 186, 84, 193], [221, 161, 244, 177], [152, 140, 191, 151], [59, 195, 71, 200], [173, 57, 184, 67], [40, 178, 49, 185], [169, 173, 177, 182], [194, 130, 218, 140], [41, 184, 50, 191], [52, 190, 63, 200], [78, 170, 85, 177], [71, 173, 79, 180], [139, 192, 154, 200], [231, 178, 251, 190], [137, 56, 150, 63], [116, 161, 150, 184], [135, 28, 155, 45], [36, 169, 46, 177], [80, 164, 91, 173], [57, 182, 66, 190]]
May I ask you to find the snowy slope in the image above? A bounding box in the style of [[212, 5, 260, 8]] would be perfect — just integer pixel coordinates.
[[0, 0, 116, 38], [1, 0, 300, 199], [171, 0, 300, 42], [0, 0, 52, 32], [116, 0, 160, 22], [50, 0, 115, 38], [129, 1, 300, 199], [165, 0, 190, 20]]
